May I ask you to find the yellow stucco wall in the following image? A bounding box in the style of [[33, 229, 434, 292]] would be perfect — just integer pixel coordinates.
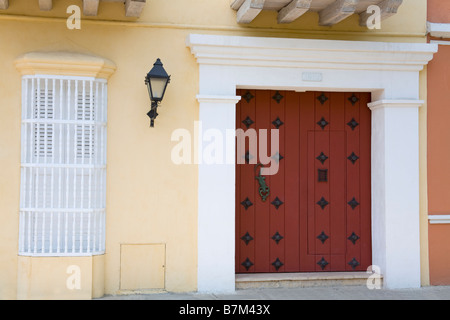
[[17, 255, 104, 300], [0, 0, 429, 299]]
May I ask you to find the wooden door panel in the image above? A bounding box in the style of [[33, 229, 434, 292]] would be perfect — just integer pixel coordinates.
[[253, 90, 271, 273], [283, 91, 300, 272], [359, 93, 372, 270], [299, 92, 316, 271], [236, 90, 371, 273], [307, 131, 317, 256], [329, 131, 346, 256], [236, 89, 257, 273], [269, 90, 286, 273], [313, 131, 331, 256]]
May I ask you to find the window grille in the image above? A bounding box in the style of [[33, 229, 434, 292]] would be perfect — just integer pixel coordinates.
[[19, 75, 107, 256]]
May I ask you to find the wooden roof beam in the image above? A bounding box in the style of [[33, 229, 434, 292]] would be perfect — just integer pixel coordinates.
[[83, 0, 99, 16], [125, 0, 146, 17], [359, 0, 403, 27], [0, 0, 8, 10], [231, 0, 245, 10], [38, 0, 52, 11], [237, 0, 266, 24], [319, 0, 359, 26], [278, 0, 312, 24]]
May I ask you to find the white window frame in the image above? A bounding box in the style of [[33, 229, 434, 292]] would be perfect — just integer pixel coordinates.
[[19, 74, 107, 257]]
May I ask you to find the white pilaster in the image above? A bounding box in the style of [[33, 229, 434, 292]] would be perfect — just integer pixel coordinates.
[[196, 95, 240, 293], [369, 100, 423, 289]]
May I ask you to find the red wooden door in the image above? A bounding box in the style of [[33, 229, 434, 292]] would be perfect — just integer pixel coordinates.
[[235, 90, 371, 273]]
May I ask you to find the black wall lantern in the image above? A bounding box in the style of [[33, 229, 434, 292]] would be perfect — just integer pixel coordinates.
[[145, 58, 171, 127]]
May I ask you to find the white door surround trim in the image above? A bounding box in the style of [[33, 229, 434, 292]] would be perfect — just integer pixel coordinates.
[[187, 34, 437, 292]]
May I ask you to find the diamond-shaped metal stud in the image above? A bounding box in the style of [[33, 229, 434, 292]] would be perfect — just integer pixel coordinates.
[[317, 231, 329, 244], [348, 197, 359, 210], [272, 151, 284, 164], [242, 116, 254, 129], [347, 232, 360, 245], [347, 118, 359, 131], [348, 94, 359, 106], [272, 258, 284, 271], [242, 91, 254, 103], [271, 197, 284, 210], [317, 197, 329, 210], [348, 152, 359, 164], [348, 258, 360, 270], [316, 152, 329, 164], [272, 232, 284, 244], [272, 91, 284, 104], [317, 93, 328, 105], [317, 257, 329, 270], [241, 197, 253, 210], [242, 258, 254, 271], [241, 232, 254, 245], [272, 117, 284, 129], [317, 117, 329, 130]]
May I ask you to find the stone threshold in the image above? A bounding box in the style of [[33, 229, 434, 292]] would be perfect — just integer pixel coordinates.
[[236, 272, 382, 289]]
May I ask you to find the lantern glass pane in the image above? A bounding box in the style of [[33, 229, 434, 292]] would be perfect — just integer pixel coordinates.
[[146, 82, 152, 100], [150, 78, 168, 100]]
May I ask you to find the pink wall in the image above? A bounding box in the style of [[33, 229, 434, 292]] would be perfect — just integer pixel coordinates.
[[428, 0, 450, 23], [427, 0, 450, 285]]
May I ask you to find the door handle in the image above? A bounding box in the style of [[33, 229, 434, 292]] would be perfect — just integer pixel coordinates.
[[255, 163, 270, 202]]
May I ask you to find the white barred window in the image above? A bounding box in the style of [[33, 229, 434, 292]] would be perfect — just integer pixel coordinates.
[[19, 75, 107, 256]]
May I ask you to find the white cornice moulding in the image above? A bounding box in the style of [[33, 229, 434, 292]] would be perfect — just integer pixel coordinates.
[[196, 95, 241, 104], [427, 22, 450, 39], [430, 40, 450, 46], [367, 100, 424, 110], [429, 215, 450, 224], [14, 52, 116, 79], [186, 34, 437, 72]]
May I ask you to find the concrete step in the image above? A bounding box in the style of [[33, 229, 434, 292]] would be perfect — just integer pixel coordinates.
[[236, 272, 382, 289]]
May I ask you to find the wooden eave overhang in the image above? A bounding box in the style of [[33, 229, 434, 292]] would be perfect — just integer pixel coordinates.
[[231, 0, 403, 26], [0, 0, 146, 18]]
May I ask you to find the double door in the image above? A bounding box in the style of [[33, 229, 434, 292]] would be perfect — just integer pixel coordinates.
[[235, 90, 371, 273]]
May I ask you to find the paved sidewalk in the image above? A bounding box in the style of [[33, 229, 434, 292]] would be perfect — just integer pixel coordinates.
[[99, 285, 450, 300]]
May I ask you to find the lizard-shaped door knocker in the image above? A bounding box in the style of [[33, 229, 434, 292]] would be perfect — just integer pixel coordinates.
[[255, 163, 270, 202]]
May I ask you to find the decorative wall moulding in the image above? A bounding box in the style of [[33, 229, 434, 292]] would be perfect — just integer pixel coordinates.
[[427, 22, 450, 39], [186, 34, 437, 72], [367, 100, 425, 110], [196, 95, 242, 104], [428, 215, 450, 225], [14, 52, 116, 79]]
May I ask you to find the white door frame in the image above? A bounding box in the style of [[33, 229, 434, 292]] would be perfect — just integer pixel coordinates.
[[187, 34, 437, 292]]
